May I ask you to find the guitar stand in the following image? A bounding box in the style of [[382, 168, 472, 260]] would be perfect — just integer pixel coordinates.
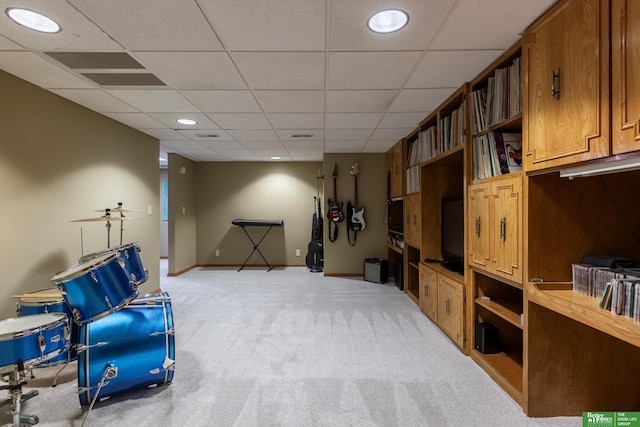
[[232, 220, 284, 272], [0, 362, 40, 426]]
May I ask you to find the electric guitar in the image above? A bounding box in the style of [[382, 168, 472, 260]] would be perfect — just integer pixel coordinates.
[[349, 162, 366, 231], [327, 164, 344, 223]]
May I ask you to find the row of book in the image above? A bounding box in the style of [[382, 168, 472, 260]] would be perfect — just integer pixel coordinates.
[[470, 56, 522, 134], [407, 126, 436, 167], [439, 101, 466, 155], [472, 132, 522, 180], [406, 165, 420, 194]]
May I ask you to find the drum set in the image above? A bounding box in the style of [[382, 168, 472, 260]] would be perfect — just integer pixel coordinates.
[[0, 204, 175, 427]]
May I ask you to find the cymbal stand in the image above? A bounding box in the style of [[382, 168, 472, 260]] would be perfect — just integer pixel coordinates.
[[0, 361, 40, 426], [103, 209, 112, 249]]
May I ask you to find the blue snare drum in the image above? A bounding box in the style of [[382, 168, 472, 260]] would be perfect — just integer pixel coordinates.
[[51, 252, 139, 324], [16, 288, 78, 365], [80, 243, 148, 286], [77, 292, 175, 405], [0, 313, 69, 369]]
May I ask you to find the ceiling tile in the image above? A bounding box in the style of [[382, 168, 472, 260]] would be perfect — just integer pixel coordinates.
[[160, 140, 206, 149], [147, 113, 220, 130], [325, 113, 383, 129], [103, 112, 166, 129], [364, 139, 397, 148], [139, 128, 189, 140], [239, 140, 285, 150], [132, 52, 246, 90], [327, 90, 399, 113], [181, 90, 262, 113], [378, 112, 427, 128], [0, 52, 94, 89], [290, 153, 323, 161], [199, 0, 325, 51], [232, 52, 325, 90], [107, 89, 199, 112], [206, 113, 271, 130], [388, 88, 454, 112], [253, 90, 324, 113], [268, 113, 324, 130], [330, 0, 455, 51], [197, 140, 245, 150], [406, 50, 503, 88], [68, 0, 223, 51], [216, 151, 259, 161], [370, 128, 415, 141], [49, 89, 138, 113], [1, 0, 122, 50], [430, 0, 557, 50], [227, 129, 280, 141], [329, 52, 422, 89], [282, 140, 324, 150], [0, 34, 23, 49], [324, 140, 367, 152], [325, 129, 373, 141]]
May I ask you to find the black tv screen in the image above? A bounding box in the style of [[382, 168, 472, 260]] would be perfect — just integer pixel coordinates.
[[441, 197, 464, 264]]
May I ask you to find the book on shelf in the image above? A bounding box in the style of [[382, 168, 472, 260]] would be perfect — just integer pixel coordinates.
[[472, 131, 521, 179], [599, 282, 612, 310], [502, 132, 522, 172]]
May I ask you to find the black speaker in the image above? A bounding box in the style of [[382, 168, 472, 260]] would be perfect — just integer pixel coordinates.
[[394, 259, 403, 291], [475, 322, 500, 354]]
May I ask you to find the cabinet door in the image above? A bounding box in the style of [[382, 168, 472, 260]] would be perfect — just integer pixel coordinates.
[[419, 264, 438, 321], [491, 176, 522, 283], [467, 183, 491, 270], [523, 0, 609, 171], [437, 274, 464, 348], [391, 143, 404, 197], [404, 193, 421, 247], [612, 0, 640, 154]]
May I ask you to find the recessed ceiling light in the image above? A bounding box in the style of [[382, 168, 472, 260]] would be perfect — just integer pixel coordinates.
[[176, 118, 197, 125], [6, 8, 61, 33], [367, 9, 409, 34], [270, 156, 282, 160]]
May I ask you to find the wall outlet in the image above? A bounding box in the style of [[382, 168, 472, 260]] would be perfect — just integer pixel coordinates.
[[295, 249, 301, 257], [147, 205, 152, 215], [182, 206, 186, 214], [215, 250, 220, 257]]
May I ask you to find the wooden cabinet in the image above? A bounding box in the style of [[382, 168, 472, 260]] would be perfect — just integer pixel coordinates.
[[419, 263, 437, 321], [522, 0, 610, 171], [467, 176, 522, 284], [420, 263, 465, 349], [612, 0, 640, 154], [390, 141, 404, 197], [437, 273, 464, 348], [404, 193, 420, 247]]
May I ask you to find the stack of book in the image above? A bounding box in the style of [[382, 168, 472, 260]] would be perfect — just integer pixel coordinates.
[[438, 101, 466, 154], [405, 165, 420, 194], [470, 56, 522, 134], [472, 132, 522, 179], [407, 125, 436, 166]]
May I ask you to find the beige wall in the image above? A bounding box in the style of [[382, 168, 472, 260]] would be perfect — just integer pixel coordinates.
[[168, 154, 197, 273], [194, 161, 322, 268], [322, 154, 388, 275], [191, 156, 387, 275], [0, 71, 160, 320]]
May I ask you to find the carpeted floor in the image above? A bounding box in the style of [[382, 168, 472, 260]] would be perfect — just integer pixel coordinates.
[[1, 262, 581, 426]]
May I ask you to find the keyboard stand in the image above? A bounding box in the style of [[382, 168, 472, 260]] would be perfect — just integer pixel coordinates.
[[231, 220, 284, 272]]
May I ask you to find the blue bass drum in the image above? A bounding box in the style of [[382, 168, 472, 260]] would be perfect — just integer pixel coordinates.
[[16, 288, 78, 365], [50, 252, 138, 324], [77, 292, 175, 405], [0, 313, 69, 369]]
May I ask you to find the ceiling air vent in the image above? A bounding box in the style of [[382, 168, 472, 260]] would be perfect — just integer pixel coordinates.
[[195, 134, 220, 138], [45, 52, 145, 69], [82, 73, 165, 86], [291, 133, 314, 138]]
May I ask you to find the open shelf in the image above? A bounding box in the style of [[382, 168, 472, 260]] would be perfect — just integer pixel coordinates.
[[475, 298, 522, 329], [470, 349, 523, 406]]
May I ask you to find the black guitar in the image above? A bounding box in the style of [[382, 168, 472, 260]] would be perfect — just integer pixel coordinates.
[[305, 196, 323, 272], [327, 164, 344, 223]]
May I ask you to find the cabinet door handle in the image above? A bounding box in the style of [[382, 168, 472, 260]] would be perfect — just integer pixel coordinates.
[[500, 217, 507, 242], [424, 285, 429, 298], [445, 298, 450, 315], [475, 217, 481, 237], [551, 68, 560, 100]]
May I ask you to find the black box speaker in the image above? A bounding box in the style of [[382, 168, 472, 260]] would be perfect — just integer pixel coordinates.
[[364, 258, 388, 283], [395, 259, 403, 291], [475, 322, 500, 354]]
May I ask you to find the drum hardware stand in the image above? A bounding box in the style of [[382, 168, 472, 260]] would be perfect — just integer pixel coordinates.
[[0, 362, 40, 426], [80, 364, 117, 427]]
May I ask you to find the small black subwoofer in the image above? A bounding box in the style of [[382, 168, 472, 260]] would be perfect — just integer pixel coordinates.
[[475, 322, 500, 354]]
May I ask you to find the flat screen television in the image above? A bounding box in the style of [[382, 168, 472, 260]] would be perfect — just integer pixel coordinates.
[[441, 197, 464, 275]]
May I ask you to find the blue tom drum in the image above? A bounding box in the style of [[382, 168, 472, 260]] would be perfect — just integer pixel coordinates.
[[50, 252, 138, 324], [77, 292, 175, 405], [79, 242, 148, 286]]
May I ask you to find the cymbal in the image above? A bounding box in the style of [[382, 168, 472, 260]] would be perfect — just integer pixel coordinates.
[[94, 206, 142, 213], [70, 215, 140, 222]]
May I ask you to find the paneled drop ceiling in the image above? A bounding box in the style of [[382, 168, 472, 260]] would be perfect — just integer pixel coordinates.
[[0, 0, 556, 163]]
